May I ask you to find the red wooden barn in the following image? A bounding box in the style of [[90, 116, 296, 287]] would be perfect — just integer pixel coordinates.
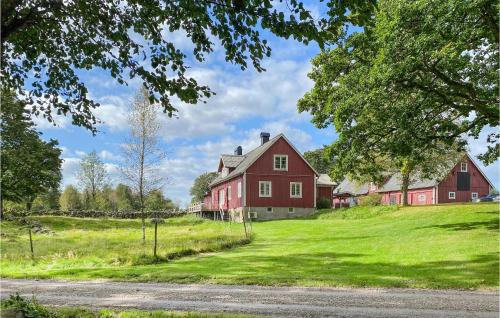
[[332, 154, 494, 207], [198, 132, 335, 221]]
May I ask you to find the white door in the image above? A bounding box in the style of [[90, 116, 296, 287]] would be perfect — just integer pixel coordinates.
[[218, 189, 225, 209]]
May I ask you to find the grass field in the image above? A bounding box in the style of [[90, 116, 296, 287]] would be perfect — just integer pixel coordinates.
[[1, 215, 249, 274], [1, 203, 498, 289]]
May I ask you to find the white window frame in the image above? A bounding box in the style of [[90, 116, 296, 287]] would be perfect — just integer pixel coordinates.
[[227, 186, 232, 201], [266, 207, 273, 213], [290, 182, 302, 198], [237, 182, 242, 198], [288, 207, 294, 213], [472, 192, 478, 200], [448, 191, 456, 199], [461, 162, 468, 172], [259, 181, 272, 197], [418, 194, 426, 202], [273, 155, 288, 171]]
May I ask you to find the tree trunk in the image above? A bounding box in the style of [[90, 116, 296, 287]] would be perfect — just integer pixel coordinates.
[[29, 228, 34, 260], [141, 205, 146, 244], [401, 170, 410, 206]]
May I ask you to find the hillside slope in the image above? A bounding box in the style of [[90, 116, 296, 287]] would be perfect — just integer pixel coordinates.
[[3, 203, 498, 289]]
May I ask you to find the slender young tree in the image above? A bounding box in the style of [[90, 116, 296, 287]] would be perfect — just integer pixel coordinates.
[[77, 150, 108, 207], [121, 87, 166, 243]]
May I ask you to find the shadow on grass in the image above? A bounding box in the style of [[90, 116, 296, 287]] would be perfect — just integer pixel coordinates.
[[24, 251, 499, 289], [417, 218, 499, 232]]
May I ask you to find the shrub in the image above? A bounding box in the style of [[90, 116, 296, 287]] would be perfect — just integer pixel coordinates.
[[316, 196, 332, 209], [1, 294, 55, 318], [358, 193, 382, 206]]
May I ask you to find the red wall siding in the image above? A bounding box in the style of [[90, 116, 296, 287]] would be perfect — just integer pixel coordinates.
[[317, 186, 333, 202], [380, 188, 434, 205], [210, 176, 243, 210], [438, 158, 491, 203], [245, 137, 316, 208]]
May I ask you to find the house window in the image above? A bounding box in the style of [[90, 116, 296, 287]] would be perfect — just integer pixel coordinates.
[[461, 162, 468, 172], [288, 207, 294, 213], [259, 181, 272, 197], [472, 192, 478, 200], [274, 155, 288, 171], [448, 191, 456, 199], [290, 182, 302, 198], [228, 186, 232, 201], [266, 207, 273, 213], [418, 194, 426, 202], [237, 182, 242, 198]]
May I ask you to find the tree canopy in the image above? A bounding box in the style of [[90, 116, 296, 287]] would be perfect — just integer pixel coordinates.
[[1, 90, 62, 211], [77, 150, 109, 203], [303, 148, 334, 175], [1, 0, 376, 132], [299, 0, 498, 190], [297, 0, 496, 204], [190, 172, 218, 203]]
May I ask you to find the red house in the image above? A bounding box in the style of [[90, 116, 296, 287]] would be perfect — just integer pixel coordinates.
[[332, 154, 494, 207], [198, 132, 327, 221]]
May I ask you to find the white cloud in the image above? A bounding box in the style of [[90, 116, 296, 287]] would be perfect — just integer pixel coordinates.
[[99, 150, 122, 162]]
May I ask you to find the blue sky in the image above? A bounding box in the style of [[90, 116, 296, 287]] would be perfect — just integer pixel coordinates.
[[32, 9, 499, 207]]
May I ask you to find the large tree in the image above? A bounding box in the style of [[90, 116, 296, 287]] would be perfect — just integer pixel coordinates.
[[77, 150, 108, 206], [300, 0, 498, 164], [1, 0, 376, 132], [0, 90, 62, 213], [299, 0, 498, 204], [121, 87, 165, 243], [190, 172, 218, 203], [59, 185, 81, 211], [303, 148, 334, 175]]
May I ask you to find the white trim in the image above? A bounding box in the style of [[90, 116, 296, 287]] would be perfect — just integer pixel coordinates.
[[259, 181, 272, 197], [273, 154, 288, 171], [228, 186, 232, 201], [266, 207, 273, 213], [209, 134, 320, 188], [448, 191, 456, 199], [288, 207, 295, 213], [466, 153, 494, 188], [472, 192, 478, 200], [242, 173, 246, 206], [237, 181, 242, 198], [460, 162, 468, 172], [290, 182, 302, 198], [280, 134, 320, 176], [314, 175, 317, 208]]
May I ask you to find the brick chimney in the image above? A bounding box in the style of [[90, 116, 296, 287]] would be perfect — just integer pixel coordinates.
[[260, 132, 270, 145], [234, 146, 242, 156]]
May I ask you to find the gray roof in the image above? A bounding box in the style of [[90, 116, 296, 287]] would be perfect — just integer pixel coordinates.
[[333, 179, 369, 196], [376, 173, 440, 192], [220, 155, 245, 168], [317, 174, 335, 186], [209, 134, 284, 187]]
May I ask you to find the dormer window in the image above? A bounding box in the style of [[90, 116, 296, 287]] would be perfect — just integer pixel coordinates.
[[460, 162, 468, 172], [222, 167, 229, 177], [274, 155, 288, 171]]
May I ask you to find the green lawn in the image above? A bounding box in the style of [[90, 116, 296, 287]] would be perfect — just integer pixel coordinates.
[[2, 203, 498, 289]]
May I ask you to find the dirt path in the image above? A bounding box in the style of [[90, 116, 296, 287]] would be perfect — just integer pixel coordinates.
[[1, 279, 498, 318]]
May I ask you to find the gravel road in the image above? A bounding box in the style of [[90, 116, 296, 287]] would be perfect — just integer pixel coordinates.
[[1, 279, 498, 318]]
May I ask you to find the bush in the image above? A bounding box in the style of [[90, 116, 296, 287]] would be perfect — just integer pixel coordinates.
[[316, 196, 332, 209], [358, 193, 382, 207], [1, 294, 55, 318]]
